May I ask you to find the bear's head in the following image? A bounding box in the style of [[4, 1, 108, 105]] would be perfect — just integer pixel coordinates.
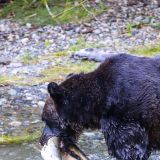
[[48, 77, 102, 130], [47, 82, 71, 124]]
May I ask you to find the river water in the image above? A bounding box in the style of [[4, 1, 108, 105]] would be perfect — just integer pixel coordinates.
[[1, 131, 160, 160]]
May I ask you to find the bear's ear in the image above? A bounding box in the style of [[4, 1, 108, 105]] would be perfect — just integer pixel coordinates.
[[48, 82, 64, 100]]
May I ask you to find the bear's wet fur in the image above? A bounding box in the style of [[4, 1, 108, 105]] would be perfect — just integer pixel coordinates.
[[42, 53, 160, 160]]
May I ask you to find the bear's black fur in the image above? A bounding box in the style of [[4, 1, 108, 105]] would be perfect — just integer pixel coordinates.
[[41, 53, 160, 160]]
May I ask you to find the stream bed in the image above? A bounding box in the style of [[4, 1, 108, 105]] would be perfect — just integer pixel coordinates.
[[1, 131, 160, 160]]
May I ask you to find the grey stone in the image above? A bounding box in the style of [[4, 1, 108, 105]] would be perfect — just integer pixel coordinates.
[[9, 121, 22, 127], [66, 30, 74, 36], [26, 23, 32, 28], [0, 46, 5, 50], [7, 34, 14, 42], [69, 39, 77, 45], [9, 62, 23, 68], [73, 48, 120, 62], [81, 27, 93, 34], [75, 27, 81, 33], [0, 58, 11, 65], [95, 0, 101, 3], [142, 17, 150, 24], [8, 89, 17, 96], [38, 101, 45, 108], [93, 29, 101, 35], [21, 38, 29, 44]]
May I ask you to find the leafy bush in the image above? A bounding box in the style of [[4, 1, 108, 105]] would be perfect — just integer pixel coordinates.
[[0, 0, 107, 25]]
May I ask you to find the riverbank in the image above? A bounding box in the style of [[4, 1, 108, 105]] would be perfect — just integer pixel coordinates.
[[0, 0, 160, 159]]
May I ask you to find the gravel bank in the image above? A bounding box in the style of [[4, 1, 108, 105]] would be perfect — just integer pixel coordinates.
[[0, 1, 160, 159]]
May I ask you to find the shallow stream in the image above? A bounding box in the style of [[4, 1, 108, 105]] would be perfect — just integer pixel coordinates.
[[1, 131, 160, 160]]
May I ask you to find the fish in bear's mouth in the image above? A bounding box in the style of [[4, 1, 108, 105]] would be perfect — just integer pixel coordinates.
[[41, 136, 89, 160], [40, 97, 89, 160]]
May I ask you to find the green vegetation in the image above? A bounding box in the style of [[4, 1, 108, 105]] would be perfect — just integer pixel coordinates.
[[19, 52, 33, 65], [0, 131, 40, 145], [0, 76, 21, 85], [44, 40, 52, 47], [130, 43, 160, 56], [125, 23, 139, 36], [0, 0, 107, 25], [40, 60, 99, 82]]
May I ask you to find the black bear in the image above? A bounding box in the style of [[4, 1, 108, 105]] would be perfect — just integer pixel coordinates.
[[40, 53, 160, 160]]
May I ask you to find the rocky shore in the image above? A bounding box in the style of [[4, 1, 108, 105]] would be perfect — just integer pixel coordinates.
[[0, 0, 160, 159]]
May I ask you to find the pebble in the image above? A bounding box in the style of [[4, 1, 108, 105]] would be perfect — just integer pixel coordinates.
[[81, 27, 93, 34], [0, 58, 11, 65], [26, 23, 32, 29], [0, 98, 7, 106], [26, 97, 33, 101], [21, 38, 29, 44], [93, 29, 101, 35], [9, 62, 23, 68], [38, 101, 45, 108], [9, 121, 22, 127], [8, 89, 17, 96], [75, 27, 81, 33], [95, 0, 101, 4]]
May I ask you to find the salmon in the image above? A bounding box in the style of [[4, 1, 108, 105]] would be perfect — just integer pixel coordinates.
[[41, 137, 89, 160]]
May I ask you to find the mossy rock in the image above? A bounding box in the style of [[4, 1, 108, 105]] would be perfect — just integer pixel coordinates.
[[0, 131, 41, 145]]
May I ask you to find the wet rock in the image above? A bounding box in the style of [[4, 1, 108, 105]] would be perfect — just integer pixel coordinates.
[[0, 58, 11, 65], [8, 89, 17, 96], [81, 27, 93, 34], [73, 48, 120, 62], [66, 30, 74, 36], [0, 24, 6, 32], [31, 120, 40, 124], [95, 0, 101, 4], [0, 98, 7, 106], [26, 23, 32, 29], [62, 24, 74, 31], [26, 97, 33, 101], [75, 26, 81, 33], [7, 34, 14, 42], [21, 38, 29, 44], [38, 101, 45, 108], [93, 29, 101, 35], [0, 45, 5, 50], [9, 121, 22, 127], [127, 0, 138, 5], [9, 62, 23, 68]]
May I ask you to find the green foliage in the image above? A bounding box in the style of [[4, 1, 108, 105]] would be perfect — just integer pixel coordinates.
[[0, 76, 21, 85], [125, 23, 138, 36], [44, 40, 52, 47], [40, 60, 99, 83], [19, 52, 32, 65], [0, 131, 40, 145], [0, 0, 107, 26], [130, 43, 160, 56]]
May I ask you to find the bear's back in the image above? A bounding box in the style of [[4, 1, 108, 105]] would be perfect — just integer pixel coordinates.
[[102, 54, 160, 121]]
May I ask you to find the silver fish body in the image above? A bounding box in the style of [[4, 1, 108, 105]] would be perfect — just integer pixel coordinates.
[[41, 137, 89, 160], [41, 137, 62, 160]]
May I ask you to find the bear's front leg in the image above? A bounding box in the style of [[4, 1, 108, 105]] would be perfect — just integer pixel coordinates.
[[100, 117, 150, 160]]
